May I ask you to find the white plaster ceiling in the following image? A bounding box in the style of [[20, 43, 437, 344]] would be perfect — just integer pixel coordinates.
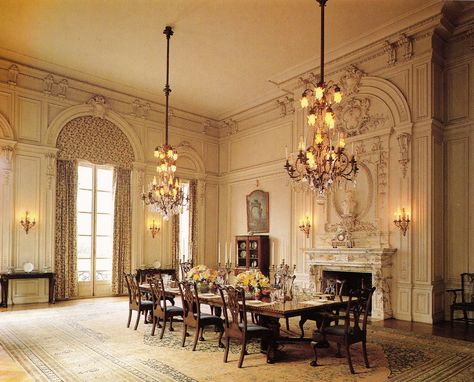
[[0, 0, 441, 120]]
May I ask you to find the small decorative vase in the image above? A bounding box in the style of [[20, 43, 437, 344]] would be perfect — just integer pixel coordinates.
[[198, 284, 209, 293], [244, 290, 255, 300]]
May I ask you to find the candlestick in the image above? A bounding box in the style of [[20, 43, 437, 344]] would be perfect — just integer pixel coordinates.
[[218, 242, 221, 264]]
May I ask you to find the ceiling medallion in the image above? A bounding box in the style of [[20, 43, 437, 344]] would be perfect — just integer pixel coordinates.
[[142, 26, 188, 220], [284, 0, 358, 194]]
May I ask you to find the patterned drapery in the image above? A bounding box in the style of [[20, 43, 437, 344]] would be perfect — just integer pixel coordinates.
[[188, 179, 198, 264], [171, 214, 180, 277], [54, 160, 78, 299], [57, 116, 134, 170], [112, 168, 132, 295]]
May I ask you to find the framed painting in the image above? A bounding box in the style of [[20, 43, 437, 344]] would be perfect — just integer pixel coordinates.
[[246, 190, 269, 233]]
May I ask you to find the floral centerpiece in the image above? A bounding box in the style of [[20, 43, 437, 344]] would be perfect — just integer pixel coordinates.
[[234, 270, 271, 299], [186, 265, 218, 293]]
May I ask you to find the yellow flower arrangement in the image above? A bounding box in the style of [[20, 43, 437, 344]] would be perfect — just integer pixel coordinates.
[[186, 265, 218, 287], [234, 270, 270, 294]]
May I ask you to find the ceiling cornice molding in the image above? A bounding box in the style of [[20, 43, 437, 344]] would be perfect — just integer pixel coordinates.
[[217, 1, 446, 122], [0, 56, 220, 140], [269, 0, 444, 87], [0, 52, 218, 125]]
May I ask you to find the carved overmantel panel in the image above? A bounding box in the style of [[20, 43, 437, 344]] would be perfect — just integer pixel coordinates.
[[315, 66, 401, 249], [304, 247, 397, 320]]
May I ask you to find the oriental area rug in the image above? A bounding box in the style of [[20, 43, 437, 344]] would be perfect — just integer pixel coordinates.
[[0, 298, 473, 382]]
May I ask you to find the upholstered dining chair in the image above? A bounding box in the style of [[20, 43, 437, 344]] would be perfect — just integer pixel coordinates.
[[124, 272, 153, 330], [218, 285, 275, 368], [149, 277, 183, 339], [298, 278, 345, 338], [311, 287, 376, 374], [447, 273, 474, 326], [178, 280, 224, 351]]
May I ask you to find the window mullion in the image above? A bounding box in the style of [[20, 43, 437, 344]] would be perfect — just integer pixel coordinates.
[[92, 164, 97, 295]]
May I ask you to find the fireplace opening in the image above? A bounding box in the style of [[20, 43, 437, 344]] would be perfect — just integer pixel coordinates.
[[321, 270, 372, 296]]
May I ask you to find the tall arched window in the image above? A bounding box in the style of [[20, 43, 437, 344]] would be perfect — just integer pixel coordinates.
[[55, 116, 134, 298]]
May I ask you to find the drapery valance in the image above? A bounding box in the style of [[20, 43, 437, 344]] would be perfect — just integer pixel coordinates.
[[57, 116, 134, 170]]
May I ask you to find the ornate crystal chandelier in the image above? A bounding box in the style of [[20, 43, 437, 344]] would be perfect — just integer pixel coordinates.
[[142, 26, 188, 220], [284, 0, 358, 194]]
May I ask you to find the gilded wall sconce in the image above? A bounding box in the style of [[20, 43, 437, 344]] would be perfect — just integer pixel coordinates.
[[20, 211, 36, 234], [149, 219, 160, 238], [393, 208, 410, 236], [299, 216, 311, 239]]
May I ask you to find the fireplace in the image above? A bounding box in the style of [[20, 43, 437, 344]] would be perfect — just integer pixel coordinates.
[[303, 247, 396, 320], [322, 270, 372, 295]]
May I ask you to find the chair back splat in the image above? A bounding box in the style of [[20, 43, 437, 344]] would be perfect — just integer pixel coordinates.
[[179, 281, 200, 327], [149, 277, 166, 315], [180, 261, 192, 280], [219, 285, 246, 335]]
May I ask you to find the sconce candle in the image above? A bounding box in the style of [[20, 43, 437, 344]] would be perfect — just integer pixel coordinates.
[[393, 208, 410, 236], [299, 216, 311, 239], [20, 211, 36, 234], [149, 219, 160, 238]]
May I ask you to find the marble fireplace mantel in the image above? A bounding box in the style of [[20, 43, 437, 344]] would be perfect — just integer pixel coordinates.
[[303, 247, 397, 320]]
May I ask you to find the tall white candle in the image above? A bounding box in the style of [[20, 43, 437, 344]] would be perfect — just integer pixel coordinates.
[[225, 242, 228, 264], [218, 242, 221, 264], [230, 242, 233, 264], [285, 146, 288, 160], [271, 241, 275, 266]]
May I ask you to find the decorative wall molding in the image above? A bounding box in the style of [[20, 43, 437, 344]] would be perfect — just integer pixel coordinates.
[[202, 120, 212, 135], [276, 96, 295, 117], [384, 40, 397, 66], [87, 95, 108, 118], [335, 97, 388, 137], [0, 144, 15, 184], [43, 74, 54, 95], [464, 24, 474, 51], [339, 65, 365, 96], [398, 33, 414, 61], [176, 140, 206, 176], [0, 113, 15, 140], [57, 79, 68, 99], [45, 152, 57, 190], [222, 119, 238, 136], [7, 64, 19, 86], [397, 133, 411, 178], [130, 99, 151, 119]]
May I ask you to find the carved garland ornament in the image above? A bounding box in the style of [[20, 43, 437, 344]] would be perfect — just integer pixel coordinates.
[[335, 97, 387, 137]]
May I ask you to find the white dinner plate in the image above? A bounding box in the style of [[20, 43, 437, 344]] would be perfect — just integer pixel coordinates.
[[23, 262, 34, 273], [153, 261, 161, 269]]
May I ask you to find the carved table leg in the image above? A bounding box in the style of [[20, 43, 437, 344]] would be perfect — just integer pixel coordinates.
[[49, 276, 56, 304], [0, 277, 8, 308]]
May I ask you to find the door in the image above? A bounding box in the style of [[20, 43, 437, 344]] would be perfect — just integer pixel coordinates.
[[76, 163, 115, 297]]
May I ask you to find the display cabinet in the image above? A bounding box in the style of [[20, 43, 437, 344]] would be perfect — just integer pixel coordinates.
[[235, 235, 269, 276]]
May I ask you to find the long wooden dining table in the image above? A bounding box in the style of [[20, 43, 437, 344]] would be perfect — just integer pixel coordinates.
[[139, 283, 350, 361]]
